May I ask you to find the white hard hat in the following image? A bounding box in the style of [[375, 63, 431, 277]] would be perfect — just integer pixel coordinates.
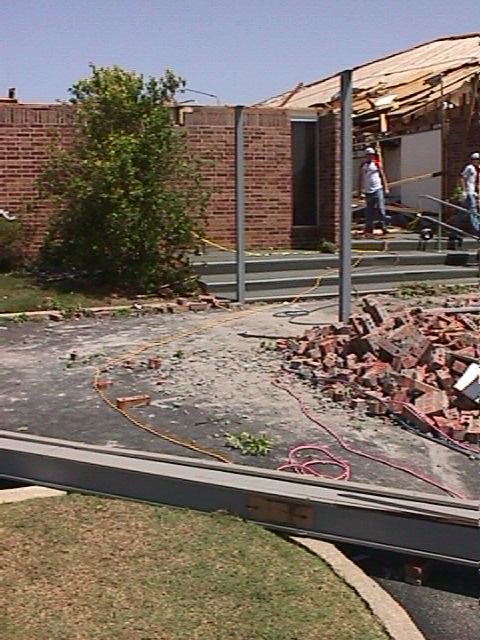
[[365, 147, 375, 154], [471, 152, 480, 159]]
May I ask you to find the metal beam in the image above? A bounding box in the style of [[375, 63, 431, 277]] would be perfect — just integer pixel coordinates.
[[339, 70, 353, 322], [1, 432, 478, 567], [235, 105, 246, 304]]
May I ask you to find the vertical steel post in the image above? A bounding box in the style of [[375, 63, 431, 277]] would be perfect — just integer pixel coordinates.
[[339, 70, 353, 322], [235, 105, 246, 304], [439, 74, 445, 253]]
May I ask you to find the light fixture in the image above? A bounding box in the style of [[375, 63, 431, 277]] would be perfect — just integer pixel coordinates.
[[418, 227, 433, 251]]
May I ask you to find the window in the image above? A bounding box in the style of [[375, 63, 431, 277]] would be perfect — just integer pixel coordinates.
[[291, 121, 318, 226]]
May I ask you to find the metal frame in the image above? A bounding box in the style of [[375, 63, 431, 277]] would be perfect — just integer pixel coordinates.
[[339, 70, 353, 322], [417, 193, 477, 252], [1, 431, 478, 567], [290, 116, 321, 227], [235, 105, 246, 304]]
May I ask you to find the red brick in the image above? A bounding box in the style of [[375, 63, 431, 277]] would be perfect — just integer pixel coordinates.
[[391, 391, 408, 413], [332, 386, 346, 402], [360, 370, 378, 389], [295, 341, 308, 356], [318, 338, 337, 356], [359, 314, 377, 334], [435, 368, 453, 390], [307, 347, 322, 360], [465, 419, 480, 444], [429, 347, 447, 370], [366, 398, 386, 415], [188, 301, 208, 312], [451, 359, 468, 376], [116, 394, 151, 410], [166, 303, 180, 313], [148, 357, 161, 369], [449, 421, 466, 441], [404, 559, 432, 586], [349, 315, 367, 336], [363, 298, 389, 326], [304, 328, 321, 342], [334, 368, 355, 383], [432, 415, 450, 434], [376, 337, 403, 362], [345, 353, 358, 369], [415, 390, 448, 415], [95, 379, 113, 390], [362, 351, 378, 365], [323, 353, 337, 367], [457, 346, 476, 358], [350, 398, 366, 411]]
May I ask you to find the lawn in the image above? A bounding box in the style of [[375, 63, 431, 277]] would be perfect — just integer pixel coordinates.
[[1, 495, 388, 640], [0, 272, 139, 314]]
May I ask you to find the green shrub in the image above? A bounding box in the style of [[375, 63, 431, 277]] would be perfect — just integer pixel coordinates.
[[225, 432, 273, 456], [318, 239, 337, 254], [38, 65, 209, 294]]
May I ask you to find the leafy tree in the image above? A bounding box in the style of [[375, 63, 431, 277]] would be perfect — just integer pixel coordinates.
[[39, 65, 208, 293]]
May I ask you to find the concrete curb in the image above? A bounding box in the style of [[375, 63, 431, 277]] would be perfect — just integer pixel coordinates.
[[0, 486, 66, 504], [291, 537, 425, 640], [0, 298, 230, 321]]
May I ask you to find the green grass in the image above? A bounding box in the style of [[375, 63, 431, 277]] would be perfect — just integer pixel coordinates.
[[0, 273, 144, 313], [1, 495, 388, 640]]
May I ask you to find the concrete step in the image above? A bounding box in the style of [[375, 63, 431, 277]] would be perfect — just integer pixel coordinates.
[[351, 237, 480, 252], [202, 264, 479, 301], [194, 250, 479, 277], [238, 277, 480, 303]]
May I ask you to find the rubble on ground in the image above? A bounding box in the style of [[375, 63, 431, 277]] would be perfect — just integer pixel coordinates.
[[277, 297, 480, 445]]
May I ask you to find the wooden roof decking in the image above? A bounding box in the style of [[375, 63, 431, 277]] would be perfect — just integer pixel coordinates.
[[257, 34, 480, 119]]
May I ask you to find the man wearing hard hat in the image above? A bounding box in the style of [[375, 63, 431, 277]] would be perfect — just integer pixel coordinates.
[[449, 152, 480, 243], [357, 147, 390, 236]]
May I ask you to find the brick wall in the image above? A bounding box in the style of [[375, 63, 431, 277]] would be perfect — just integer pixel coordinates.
[[182, 107, 235, 248], [0, 102, 340, 258], [0, 104, 74, 258], [184, 106, 294, 249], [5, 99, 480, 260], [444, 100, 480, 203], [318, 112, 340, 243]]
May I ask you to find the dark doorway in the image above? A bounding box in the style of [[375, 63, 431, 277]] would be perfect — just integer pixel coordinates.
[[292, 121, 318, 226]]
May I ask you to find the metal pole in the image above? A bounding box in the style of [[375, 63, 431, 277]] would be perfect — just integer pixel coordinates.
[[235, 105, 246, 304], [437, 202, 443, 253], [440, 74, 445, 253], [339, 70, 353, 322]]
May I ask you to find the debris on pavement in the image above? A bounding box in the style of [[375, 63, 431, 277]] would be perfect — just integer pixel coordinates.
[[116, 394, 151, 410], [277, 297, 480, 446]]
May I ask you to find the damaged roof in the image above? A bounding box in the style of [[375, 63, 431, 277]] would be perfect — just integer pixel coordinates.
[[256, 34, 480, 119]]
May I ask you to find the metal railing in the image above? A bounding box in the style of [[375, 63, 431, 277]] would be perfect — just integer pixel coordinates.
[[417, 194, 477, 252]]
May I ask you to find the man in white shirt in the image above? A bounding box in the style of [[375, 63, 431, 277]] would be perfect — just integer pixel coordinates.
[[450, 152, 480, 242], [357, 147, 390, 236]]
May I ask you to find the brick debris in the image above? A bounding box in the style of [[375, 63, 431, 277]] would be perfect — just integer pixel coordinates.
[[277, 297, 480, 446]]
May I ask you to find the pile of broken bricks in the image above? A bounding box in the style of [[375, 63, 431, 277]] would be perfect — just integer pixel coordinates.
[[278, 297, 480, 446], [79, 294, 229, 318]]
